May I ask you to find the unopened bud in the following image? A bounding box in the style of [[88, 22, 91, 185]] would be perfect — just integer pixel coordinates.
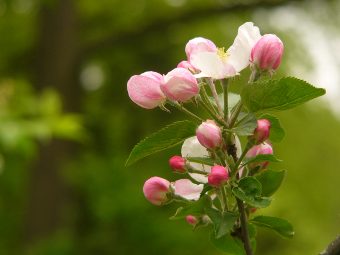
[[251, 34, 284, 72], [196, 120, 222, 149], [186, 215, 198, 225], [177, 60, 196, 72], [246, 142, 273, 169], [208, 165, 229, 187], [143, 177, 170, 206], [127, 71, 166, 109], [161, 68, 199, 102], [169, 156, 186, 173], [253, 119, 271, 144]]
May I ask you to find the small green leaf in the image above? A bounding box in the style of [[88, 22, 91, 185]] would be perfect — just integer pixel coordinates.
[[232, 177, 271, 208], [186, 157, 215, 166], [210, 233, 246, 255], [241, 77, 326, 112], [232, 113, 257, 136], [255, 170, 286, 196], [170, 195, 211, 220], [250, 215, 294, 238], [242, 154, 282, 167], [238, 177, 262, 196], [260, 114, 285, 142], [205, 207, 238, 238], [126, 120, 196, 166]]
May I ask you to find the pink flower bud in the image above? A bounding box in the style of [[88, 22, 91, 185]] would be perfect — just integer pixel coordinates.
[[185, 37, 217, 61], [208, 165, 229, 187], [143, 176, 170, 206], [246, 142, 274, 169], [127, 71, 166, 109], [186, 215, 198, 225], [169, 155, 186, 173], [161, 68, 199, 102], [253, 119, 271, 144], [250, 34, 284, 71], [177, 60, 197, 72], [196, 120, 222, 149]]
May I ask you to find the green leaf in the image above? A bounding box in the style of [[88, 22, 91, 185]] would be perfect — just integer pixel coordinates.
[[232, 177, 271, 208], [255, 170, 286, 196], [242, 154, 282, 167], [126, 120, 196, 166], [170, 195, 211, 220], [241, 77, 326, 112], [260, 114, 285, 142], [205, 208, 238, 238], [210, 233, 246, 255], [186, 157, 215, 166], [232, 113, 257, 136], [250, 215, 294, 238]]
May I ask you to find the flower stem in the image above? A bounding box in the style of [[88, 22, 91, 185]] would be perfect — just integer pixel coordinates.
[[237, 198, 253, 255], [199, 98, 227, 127], [228, 101, 243, 128], [232, 142, 252, 178], [222, 79, 229, 122], [207, 78, 224, 116], [169, 101, 203, 123]]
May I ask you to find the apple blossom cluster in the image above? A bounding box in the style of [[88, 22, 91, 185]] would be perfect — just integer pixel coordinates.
[[126, 22, 325, 255]]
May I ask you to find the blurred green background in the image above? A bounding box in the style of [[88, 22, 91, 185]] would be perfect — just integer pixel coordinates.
[[0, 0, 339, 254]]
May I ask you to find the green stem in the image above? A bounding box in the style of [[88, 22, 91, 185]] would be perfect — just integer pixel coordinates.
[[221, 186, 228, 211], [201, 84, 219, 115], [221, 79, 229, 122], [237, 199, 253, 255], [228, 101, 243, 128], [199, 98, 227, 127], [207, 78, 224, 116], [232, 142, 252, 178], [169, 101, 203, 123]]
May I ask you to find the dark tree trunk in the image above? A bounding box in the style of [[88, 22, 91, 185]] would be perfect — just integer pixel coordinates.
[[23, 0, 80, 246]]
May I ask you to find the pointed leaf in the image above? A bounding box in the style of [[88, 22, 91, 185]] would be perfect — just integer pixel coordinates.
[[242, 154, 282, 167], [255, 170, 286, 196], [126, 120, 196, 166], [232, 113, 257, 136], [186, 157, 215, 166], [210, 233, 246, 255], [250, 215, 294, 238], [170, 195, 211, 220], [232, 177, 271, 208], [241, 77, 326, 112], [205, 207, 239, 238]]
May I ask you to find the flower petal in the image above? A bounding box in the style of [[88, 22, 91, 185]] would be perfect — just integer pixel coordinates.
[[181, 136, 210, 183], [227, 22, 262, 72], [190, 52, 236, 79], [173, 179, 204, 201]]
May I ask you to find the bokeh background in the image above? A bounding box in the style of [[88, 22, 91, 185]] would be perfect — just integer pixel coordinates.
[[0, 0, 339, 254]]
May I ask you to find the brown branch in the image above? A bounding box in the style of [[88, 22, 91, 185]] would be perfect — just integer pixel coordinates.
[[320, 236, 340, 255], [81, 0, 303, 56]]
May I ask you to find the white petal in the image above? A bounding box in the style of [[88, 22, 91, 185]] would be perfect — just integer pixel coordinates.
[[181, 136, 210, 183], [227, 22, 262, 72], [173, 179, 204, 201], [190, 52, 236, 79]]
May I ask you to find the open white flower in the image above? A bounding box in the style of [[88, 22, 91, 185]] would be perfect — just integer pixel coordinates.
[[190, 22, 261, 79]]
